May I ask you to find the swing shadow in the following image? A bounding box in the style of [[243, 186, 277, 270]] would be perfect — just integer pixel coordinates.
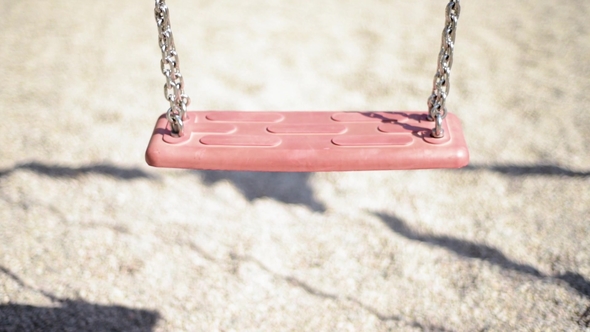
[[373, 212, 590, 299], [0, 161, 156, 180], [0, 266, 160, 332], [195, 171, 326, 212]]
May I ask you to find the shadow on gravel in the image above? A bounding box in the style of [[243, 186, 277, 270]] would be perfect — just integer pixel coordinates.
[[375, 212, 543, 276], [0, 162, 155, 180], [0, 302, 159, 332], [463, 164, 590, 177], [374, 212, 590, 300], [229, 254, 452, 331], [195, 171, 326, 212], [0, 266, 160, 332]]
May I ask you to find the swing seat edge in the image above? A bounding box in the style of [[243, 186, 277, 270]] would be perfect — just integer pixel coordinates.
[[145, 110, 470, 172]]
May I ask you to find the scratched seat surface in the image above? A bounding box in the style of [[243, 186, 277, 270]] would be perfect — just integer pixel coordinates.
[[145, 111, 469, 171]]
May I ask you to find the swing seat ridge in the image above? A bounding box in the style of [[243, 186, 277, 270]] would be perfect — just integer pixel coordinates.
[[145, 110, 469, 172]]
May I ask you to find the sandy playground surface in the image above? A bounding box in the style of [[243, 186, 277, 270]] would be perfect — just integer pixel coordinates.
[[1, 0, 589, 331]]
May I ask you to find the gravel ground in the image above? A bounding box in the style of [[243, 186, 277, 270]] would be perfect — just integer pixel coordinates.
[[1, 0, 589, 331]]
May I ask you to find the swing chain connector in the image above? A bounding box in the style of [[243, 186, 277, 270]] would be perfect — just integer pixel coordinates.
[[155, 0, 190, 136], [428, 0, 460, 139], [432, 113, 444, 138], [166, 106, 185, 137]]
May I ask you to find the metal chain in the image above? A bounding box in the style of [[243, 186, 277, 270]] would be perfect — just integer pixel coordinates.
[[154, 0, 191, 136], [427, 0, 461, 138]]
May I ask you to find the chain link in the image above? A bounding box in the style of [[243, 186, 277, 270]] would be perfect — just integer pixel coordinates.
[[155, 0, 191, 136], [427, 0, 461, 138]]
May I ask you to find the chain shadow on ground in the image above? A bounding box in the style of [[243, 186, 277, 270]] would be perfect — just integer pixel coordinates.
[[374, 212, 590, 300], [233, 254, 453, 331], [194, 171, 326, 212], [0, 266, 160, 332], [0, 162, 156, 180], [463, 163, 590, 177]]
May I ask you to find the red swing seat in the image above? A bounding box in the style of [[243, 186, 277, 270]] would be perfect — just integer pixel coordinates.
[[145, 110, 469, 172]]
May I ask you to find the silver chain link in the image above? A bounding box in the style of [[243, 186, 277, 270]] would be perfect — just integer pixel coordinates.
[[427, 0, 461, 138], [154, 0, 191, 136]]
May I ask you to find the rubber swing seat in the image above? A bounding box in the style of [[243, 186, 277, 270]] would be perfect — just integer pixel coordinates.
[[145, 110, 469, 172]]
